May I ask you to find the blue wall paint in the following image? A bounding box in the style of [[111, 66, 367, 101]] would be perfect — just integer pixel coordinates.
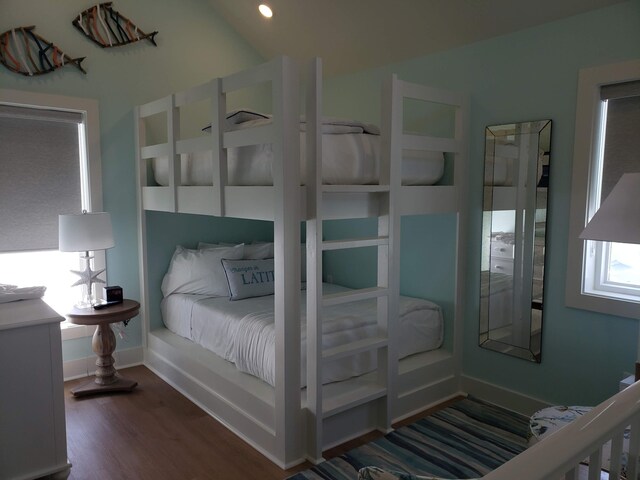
[[322, 2, 640, 405], [1, 0, 266, 361], [3, 0, 639, 404], [145, 212, 273, 330]]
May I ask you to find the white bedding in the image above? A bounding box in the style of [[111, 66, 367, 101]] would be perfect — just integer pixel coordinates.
[[152, 116, 445, 186], [161, 283, 443, 387], [484, 155, 514, 186]]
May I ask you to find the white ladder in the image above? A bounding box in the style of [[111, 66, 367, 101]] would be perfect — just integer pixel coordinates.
[[305, 58, 402, 462]]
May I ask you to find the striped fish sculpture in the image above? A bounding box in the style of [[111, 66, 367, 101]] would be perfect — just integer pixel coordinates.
[[73, 2, 158, 48], [0, 26, 86, 76]]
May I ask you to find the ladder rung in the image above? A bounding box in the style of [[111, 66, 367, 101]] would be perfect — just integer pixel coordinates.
[[322, 185, 390, 193], [323, 384, 387, 418], [322, 336, 388, 363], [322, 287, 388, 307], [322, 236, 389, 251]]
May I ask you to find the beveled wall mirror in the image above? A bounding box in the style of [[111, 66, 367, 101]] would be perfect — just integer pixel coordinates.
[[479, 120, 551, 362]]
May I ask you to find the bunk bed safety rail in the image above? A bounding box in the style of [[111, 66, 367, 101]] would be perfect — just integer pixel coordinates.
[[385, 76, 467, 216], [136, 56, 296, 220], [484, 379, 640, 479]]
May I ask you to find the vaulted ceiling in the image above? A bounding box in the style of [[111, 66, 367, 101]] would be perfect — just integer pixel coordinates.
[[207, 0, 626, 76]]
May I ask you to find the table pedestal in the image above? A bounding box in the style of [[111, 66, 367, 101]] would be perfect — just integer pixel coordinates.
[[68, 300, 140, 397], [71, 324, 137, 397]]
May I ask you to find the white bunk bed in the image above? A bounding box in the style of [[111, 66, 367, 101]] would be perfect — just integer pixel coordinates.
[[135, 56, 468, 468]]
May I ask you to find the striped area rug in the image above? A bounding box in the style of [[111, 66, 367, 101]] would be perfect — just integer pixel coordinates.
[[287, 396, 530, 480]]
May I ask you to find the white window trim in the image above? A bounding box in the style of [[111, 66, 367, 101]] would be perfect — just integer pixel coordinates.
[[565, 59, 640, 319], [0, 89, 105, 338]]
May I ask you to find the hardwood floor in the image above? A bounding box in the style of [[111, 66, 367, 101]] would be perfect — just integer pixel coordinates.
[[64, 365, 456, 480]]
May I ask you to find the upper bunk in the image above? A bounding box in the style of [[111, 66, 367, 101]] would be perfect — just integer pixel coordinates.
[[135, 56, 468, 222]]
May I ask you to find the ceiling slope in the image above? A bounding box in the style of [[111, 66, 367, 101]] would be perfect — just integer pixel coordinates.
[[207, 0, 626, 75]]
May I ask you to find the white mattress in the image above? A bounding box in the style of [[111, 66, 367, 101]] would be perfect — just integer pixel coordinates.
[[161, 283, 443, 387], [152, 136, 445, 186]]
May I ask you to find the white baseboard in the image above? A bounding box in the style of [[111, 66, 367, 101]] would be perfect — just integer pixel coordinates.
[[63, 346, 144, 381], [460, 374, 550, 415]]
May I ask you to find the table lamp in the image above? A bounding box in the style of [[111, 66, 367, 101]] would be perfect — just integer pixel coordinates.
[[59, 211, 114, 308], [579, 172, 640, 378]]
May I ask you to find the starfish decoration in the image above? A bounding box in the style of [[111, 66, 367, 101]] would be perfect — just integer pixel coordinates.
[[70, 258, 106, 290]]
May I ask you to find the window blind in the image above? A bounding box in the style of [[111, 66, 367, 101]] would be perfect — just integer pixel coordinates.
[[600, 82, 640, 202], [0, 105, 83, 252]]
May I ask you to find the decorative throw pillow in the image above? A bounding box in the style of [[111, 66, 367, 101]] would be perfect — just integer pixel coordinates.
[[221, 258, 275, 301], [161, 244, 244, 297]]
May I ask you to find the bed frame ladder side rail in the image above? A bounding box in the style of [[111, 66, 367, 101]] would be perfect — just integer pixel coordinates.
[[305, 57, 325, 464], [452, 91, 470, 386], [135, 105, 150, 351], [270, 55, 303, 467], [378, 73, 403, 432]]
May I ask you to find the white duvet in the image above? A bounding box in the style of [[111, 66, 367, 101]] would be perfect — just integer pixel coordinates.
[[152, 115, 445, 187], [161, 283, 443, 387]]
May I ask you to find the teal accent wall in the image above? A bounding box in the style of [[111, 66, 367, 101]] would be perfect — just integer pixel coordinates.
[[1, 0, 266, 361], [323, 215, 457, 352], [322, 2, 640, 405], [145, 212, 273, 330]]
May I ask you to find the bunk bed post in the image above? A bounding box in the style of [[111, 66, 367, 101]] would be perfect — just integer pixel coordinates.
[[209, 78, 226, 217], [135, 105, 149, 351], [305, 57, 324, 463], [167, 94, 180, 213], [271, 55, 303, 466], [378, 74, 403, 431]]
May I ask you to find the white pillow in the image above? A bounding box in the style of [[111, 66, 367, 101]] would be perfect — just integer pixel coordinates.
[[161, 244, 244, 297], [221, 258, 275, 301], [246, 242, 274, 259], [198, 241, 234, 248], [199, 241, 273, 260]]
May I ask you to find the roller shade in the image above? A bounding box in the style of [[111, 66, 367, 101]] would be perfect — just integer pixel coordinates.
[[600, 82, 640, 202], [0, 105, 83, 252]]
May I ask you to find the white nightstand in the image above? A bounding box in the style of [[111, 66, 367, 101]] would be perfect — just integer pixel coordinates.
[[490, 240, 514, 275]]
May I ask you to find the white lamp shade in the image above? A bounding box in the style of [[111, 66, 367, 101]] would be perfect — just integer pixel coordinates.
[[580, 172, 640, 244], [58, 212, 115, 252]]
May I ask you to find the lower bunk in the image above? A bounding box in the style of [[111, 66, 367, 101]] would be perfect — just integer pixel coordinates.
[[144, 326, 459, 468]]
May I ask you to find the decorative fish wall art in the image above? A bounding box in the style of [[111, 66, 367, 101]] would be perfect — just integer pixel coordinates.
[[0, 26, 86, 76], [73, 2, 158, 48]]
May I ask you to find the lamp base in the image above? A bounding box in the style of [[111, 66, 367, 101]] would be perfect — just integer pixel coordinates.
[[74, 299, 94, 310], [70, 252, 106, 309]]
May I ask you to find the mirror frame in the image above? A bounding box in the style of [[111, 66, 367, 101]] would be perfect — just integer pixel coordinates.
[[479, 120, 551, 362]]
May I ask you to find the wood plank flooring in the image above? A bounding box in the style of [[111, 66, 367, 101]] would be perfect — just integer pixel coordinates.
[[64, 365, 455, 480]]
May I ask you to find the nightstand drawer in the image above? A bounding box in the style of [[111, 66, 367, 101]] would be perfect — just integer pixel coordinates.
[[491, 242, 514, 259], [490, 257, 514, 275]]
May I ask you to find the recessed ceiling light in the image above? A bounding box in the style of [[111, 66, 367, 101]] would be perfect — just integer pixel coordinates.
[[258, 4, 273, 18]]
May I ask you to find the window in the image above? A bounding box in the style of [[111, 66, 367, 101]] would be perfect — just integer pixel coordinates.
[[566, 60, 640, 319], [0, 89, 104, 336]]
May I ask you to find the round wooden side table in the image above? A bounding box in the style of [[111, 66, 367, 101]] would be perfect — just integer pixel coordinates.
[[67, 299, 140, 397]]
